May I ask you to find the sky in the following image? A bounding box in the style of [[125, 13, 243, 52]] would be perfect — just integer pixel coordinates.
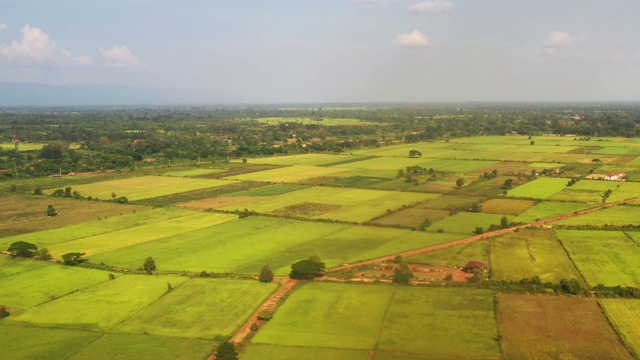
[[1, 0, 639, 103]]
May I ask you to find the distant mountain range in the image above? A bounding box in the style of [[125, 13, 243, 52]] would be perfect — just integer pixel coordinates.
[[0, 83, 237, 106]]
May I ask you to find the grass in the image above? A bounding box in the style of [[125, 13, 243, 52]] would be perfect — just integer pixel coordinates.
[[225, 165, 350, 183], [414, 195, 484, 210], [490, 229, 581, 283], [498, 294, 633, 360], [600, 299, 640, 357], [225, 183, 308, 197], [551, 180, 617, 203], [251, 283, 499, 357], [551, 205, 640, 226], [513, 201, 593, 223], [162, 168, 223, 177], [506, 178, 568, 199], [114, 278, 277, 338], [6, 274, 188, 331], [405, 240, 488, 267], [44, 176, 236, 201], [68, 333, 214, 360], [0, 193, 150, 238], [377, 287, 499, 357], [0, 207, 190, 250], [248, 153, 363, 166], [0, 323, 101, 360], [242, 344, 368, 360], [46, 211, 237, 258], [427, 212, 513, 235], [0, 262, 113, 310], [371, 207, 449, 228], [252, 282, 394, 349], [607, 182, 640, 202], [480, 198, 536, 215], [555, 230, 640, 287]]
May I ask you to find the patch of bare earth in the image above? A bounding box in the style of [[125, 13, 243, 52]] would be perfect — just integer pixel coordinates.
[[271, 202, 340, 217]]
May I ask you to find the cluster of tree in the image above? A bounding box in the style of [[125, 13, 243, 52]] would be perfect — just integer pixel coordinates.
[[4, 103, 640, 179], [7, 241, 51, 260], [484, 276, 586, 295]]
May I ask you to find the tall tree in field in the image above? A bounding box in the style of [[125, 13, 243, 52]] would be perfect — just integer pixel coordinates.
[[46, 205, 57, 217], [8, 241, 37, 258], [143, 257, 156, 274], [259, 265, 274, 283], [456, 178, 465, 188]]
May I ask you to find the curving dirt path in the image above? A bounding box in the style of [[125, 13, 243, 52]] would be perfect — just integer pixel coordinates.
[[221, 195, 640, 355]]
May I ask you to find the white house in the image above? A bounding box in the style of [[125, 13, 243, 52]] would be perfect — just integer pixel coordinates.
[[604, 173, 626, 181]]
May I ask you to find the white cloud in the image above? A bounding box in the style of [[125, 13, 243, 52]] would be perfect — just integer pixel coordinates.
[[393, 30, 429, 48], [0, 23, 7, 31], [544, 31, 574, 47], [409, 0, 454, 14], [0, 25, 92, 67], [99, 45, 141, 69], [352, 0, 382, 4]]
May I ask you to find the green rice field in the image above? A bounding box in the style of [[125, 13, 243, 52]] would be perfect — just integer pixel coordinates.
[[555, 230, 640, 287], [600, 299, 640, 357]]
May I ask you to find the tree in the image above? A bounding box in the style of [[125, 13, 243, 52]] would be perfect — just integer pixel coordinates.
[[409, 149, 422, 158], [46, 204, 57, 217], [289, 257, 325, 280], [143, 256, 156, 274], [393, 264, 413, 284], [530, 140, 535, 145], [502, 179, 514, 189], [500, 216, 509, 229], [8, 241, 37, 258], [62, 252, 86, 265], [64, 187, 72, 198], [473, 227, 484, 235], [33, 187, 43, 195], [456, 178, 465, 188], [259, 265, 274, 283], [216, 341, 238, 360], [0, 306, 9, 319], [34, 248, 52, 260]]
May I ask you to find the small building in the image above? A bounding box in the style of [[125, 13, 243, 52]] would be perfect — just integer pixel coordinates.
[[462, 261, 485, 273], [605, 173, 626, 181]]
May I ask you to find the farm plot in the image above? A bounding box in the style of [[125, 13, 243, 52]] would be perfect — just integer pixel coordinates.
[[0, 263, 112, 310], [506, 178, 568, 199], [513, 201, 593, 223], [332, 156, 437, 171], [69, 333, 214, 360], [0, 323, 101, 360], [225, 165, 350, 183], [6, 275, 187, 331], [162, 168, 223, 177], [377, 287, 499, 358], [415, 195, 484, 210], [406, 240, 489, 267], [498, 294, 632, 360], [90, 217, 348, 275], [600, 299, 640, 357], [249, 153, 363, 166], [114, 278, 277, 338], [371, 207, 449, 228], [551, 179, 619, 203], [606, 181, 640, 202], [490, 229, 580, 283], [551, 205, 640, 226], [44, 176, 236, 201], [0, 193, 150, 237], [0, 207, 189, 250], [91, 217, 460, 276], [252, 282, 394, 349], [480, 198, 536, 215], [196, 186, 437, 223], [46, 211, 236, 258], [242, 344, 368, 360], [428, 212, 514, 235], [555, 230, 640, 287], [0, 256, 51, 279], [251, 283, 499, 357]]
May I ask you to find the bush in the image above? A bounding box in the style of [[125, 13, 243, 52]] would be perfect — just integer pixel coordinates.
[[257, 309, 274, 321], [259, 265, 274, 283]]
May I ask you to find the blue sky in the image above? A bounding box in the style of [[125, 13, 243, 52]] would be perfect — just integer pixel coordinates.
[[1, 0, 639, 103]]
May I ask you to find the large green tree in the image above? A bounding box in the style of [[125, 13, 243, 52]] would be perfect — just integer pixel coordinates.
[[143, 257, 156, 274], [8, 241, 38, 258], [289, 257, 325, 280], [216, 341, 238, 360], [259, 264, 274, 283]]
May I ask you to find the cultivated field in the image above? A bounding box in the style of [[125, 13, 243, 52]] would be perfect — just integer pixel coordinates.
[[600, 299, 640, 357], [44, 176, 236, 201], [490, 229, 580, 283], [555, 230, 640, 287], [498, 294, 633, 359]]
